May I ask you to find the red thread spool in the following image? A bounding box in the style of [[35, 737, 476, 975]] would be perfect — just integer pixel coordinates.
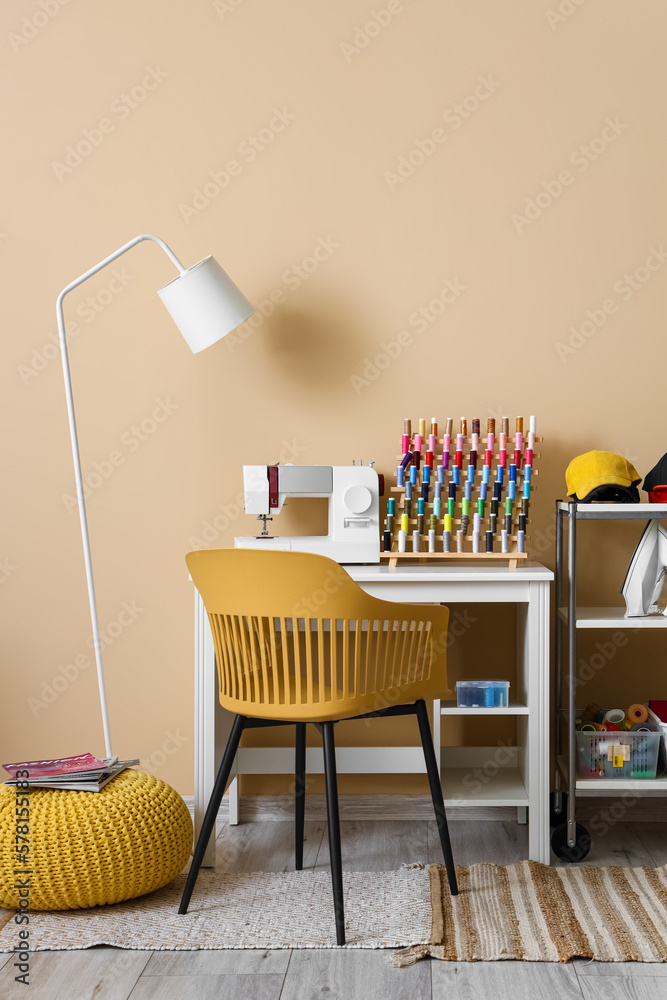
[[425, 451, 434, 469], [514, 449, 522, 469], [455, 450, 463, 468], [525, 448, 533, 465], [484, 449, 493, 466], [402, 434, 410, 453], [499, 449, 507, 467]]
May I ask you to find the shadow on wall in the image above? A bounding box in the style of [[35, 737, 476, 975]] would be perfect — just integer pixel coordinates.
[[262, 297, 363, 394]]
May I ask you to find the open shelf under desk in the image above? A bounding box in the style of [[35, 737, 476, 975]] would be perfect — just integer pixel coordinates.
[[439, 701, 528, 715], [558, 607, 667, 629], [440, 766, 528, 807]]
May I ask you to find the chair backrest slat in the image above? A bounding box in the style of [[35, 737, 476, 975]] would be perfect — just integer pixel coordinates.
[[189, 549, 450, 719]]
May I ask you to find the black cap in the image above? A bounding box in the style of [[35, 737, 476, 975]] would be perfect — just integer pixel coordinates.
[[643, 454, 667, 493], [579, 483, 640, 503]]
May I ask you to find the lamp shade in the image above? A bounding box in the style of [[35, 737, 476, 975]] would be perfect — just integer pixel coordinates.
[[157, 255, 253, 353]]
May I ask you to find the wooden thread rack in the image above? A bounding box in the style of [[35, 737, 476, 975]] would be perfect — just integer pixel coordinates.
[[380, 416, 541, 569]]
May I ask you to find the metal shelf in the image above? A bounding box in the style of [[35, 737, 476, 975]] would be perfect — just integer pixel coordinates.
[[556, 501, 667, 520], [557, 756, 667, 793], [554, 500, 667, 854], [557, 607, 667, 629]]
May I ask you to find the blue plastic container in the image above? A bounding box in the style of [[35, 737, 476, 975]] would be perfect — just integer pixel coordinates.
[[456, 680, 510, 708]]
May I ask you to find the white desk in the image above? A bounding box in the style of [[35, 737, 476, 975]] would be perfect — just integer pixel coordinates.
[[193, 561, 553, 866]]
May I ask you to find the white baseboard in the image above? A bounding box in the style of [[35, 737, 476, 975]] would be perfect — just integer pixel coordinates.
[[182, 793, 522, 823], [183, 792, 667, 825]]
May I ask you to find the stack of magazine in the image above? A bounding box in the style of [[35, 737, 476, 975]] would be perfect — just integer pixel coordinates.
[[2, 753, 140, 792]]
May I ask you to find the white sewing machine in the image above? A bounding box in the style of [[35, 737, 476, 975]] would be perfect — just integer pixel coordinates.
[[235, 464, 381, 563]]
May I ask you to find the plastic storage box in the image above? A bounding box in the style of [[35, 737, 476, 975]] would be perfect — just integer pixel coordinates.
[[576, 728, 661, 779], [456, 680, 510, 708]]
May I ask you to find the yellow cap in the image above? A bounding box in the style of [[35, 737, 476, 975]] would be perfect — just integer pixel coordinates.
[[565, 451, 641, 500]]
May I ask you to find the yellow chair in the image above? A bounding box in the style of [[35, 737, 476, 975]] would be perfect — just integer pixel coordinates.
[[179, 549, 458, 944]]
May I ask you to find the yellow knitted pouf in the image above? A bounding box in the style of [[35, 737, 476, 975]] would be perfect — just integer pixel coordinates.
[[0, 770, 192, 911]]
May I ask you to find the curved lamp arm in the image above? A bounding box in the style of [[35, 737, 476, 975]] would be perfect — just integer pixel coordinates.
[[57, 235, 187, 759]]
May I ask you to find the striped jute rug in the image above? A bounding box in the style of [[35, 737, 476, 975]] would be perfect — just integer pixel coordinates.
[[393, 860, 667, 965], [3, 861, 667, 961]]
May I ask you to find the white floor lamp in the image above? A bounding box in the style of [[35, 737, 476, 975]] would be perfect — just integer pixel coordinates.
[[57, 233, 253, 758]]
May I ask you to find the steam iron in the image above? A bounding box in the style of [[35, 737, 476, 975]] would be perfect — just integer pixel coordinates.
[[622, 519, 667, 617]]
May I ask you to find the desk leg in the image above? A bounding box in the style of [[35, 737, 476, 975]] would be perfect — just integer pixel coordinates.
[[194, 589, 238, 867], [522, 581, 550, 864]]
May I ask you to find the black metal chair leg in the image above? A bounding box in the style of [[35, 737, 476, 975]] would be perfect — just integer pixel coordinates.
[[179, 713, 245, 914], [415, 699, 458, 896], [321, 721, 345, 945], [295, 722, 306, 870]]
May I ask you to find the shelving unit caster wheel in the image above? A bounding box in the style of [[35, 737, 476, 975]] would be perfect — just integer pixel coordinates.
[[550, 791, 569, 828], [551, 822, 591, 863]]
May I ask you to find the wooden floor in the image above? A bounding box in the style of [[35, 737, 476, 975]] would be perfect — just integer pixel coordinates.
[[3, 816, 667, 998]]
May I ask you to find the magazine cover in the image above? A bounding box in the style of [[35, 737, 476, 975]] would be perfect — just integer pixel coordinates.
[[2, 753, 107, 779]]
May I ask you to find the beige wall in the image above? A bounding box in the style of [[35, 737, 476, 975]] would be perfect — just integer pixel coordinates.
[[3, 0, 667, 796]]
